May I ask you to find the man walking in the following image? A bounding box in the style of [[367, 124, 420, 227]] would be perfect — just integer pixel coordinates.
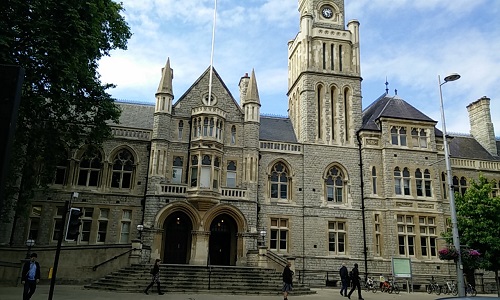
[[282, 261, 294, 300], [339, 262, 349, 297], [347, 263, 363, 300], [21, 252, 41, 300]]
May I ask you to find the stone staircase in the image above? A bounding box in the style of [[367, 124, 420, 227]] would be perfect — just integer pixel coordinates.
[[85, 264, 315, 295]]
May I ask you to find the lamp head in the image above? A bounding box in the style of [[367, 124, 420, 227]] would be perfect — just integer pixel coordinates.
[[26, 239, 35, 247], [137, 224, 144, 232], [259, 230, 267, 238], [444, 73, 461, 82]]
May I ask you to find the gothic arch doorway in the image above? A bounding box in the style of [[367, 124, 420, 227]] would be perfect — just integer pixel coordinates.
[[209, 213, 237, 266], [163, 211, 193, 264]]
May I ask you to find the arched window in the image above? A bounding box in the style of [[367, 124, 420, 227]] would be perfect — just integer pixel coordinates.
[[111, 149, 135, 189], [270, 162, 290, 200], [416, 169, 432, 197], [209, 118, 214, 137], [372, 166, 377, 195], [325, 166, 345, 203], [178, 120, 184, 140], [203, 118, 209, 136], [394, 167, 410, 195], [452, 176, 468, 196], [226, 161, 237, 187], [441, 172, 447, 199], [77, 147, 102, 187], [231, 125, 236, 144]]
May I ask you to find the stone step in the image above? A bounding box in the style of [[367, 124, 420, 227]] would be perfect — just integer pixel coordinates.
[[85, 264, 314, 295]]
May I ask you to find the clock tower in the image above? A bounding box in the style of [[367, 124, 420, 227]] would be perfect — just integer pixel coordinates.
[[289, 0, 361, 145]]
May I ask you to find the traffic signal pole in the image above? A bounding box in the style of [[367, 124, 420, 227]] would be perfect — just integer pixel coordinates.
[[48, 200, 69, 300]]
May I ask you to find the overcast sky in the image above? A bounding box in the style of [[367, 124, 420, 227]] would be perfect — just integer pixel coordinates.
[[98, 0, 500, 136]]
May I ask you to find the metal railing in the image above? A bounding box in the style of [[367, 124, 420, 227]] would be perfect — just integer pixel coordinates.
[[92, 248, 135, 271]]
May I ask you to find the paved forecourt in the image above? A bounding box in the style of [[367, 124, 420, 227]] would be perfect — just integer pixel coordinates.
[[0, 285, 498, 300]]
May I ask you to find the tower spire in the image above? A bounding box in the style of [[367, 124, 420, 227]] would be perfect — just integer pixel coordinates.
[[244, 69, 260, 104], [157, 58, 173, 96]]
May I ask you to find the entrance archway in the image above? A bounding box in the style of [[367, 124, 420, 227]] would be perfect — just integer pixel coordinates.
[[163, 211, 193, 264], [209, 213, 237, 266]]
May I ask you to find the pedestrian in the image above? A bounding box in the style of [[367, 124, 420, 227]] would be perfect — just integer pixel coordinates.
[[282, 261, 294, 300], [21, 252, 41, 300], [339, 262, 349, 297], [144, 259, 164, 295], [347, 263, 363, 300]]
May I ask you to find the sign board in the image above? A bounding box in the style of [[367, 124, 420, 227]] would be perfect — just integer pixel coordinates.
[[392, 257, 412, 278]]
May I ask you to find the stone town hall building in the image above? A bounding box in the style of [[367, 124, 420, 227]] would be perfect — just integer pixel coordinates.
[[1, 0, 499, 286]]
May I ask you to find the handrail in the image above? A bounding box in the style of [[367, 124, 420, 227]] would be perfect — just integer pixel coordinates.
[[92, 248, 135, 271]]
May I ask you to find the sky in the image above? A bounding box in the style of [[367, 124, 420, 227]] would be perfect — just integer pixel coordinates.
[[98, 0, 500, 136]]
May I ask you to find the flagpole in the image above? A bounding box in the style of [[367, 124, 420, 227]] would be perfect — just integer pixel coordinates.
[[207, 0, 217, 106]]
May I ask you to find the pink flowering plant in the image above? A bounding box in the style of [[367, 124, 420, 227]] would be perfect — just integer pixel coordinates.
[[438, 246, 481, 268], [438, 246, 459, 260]]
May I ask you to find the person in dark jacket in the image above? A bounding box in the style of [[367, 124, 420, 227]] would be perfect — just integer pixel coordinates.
[[347, 263, 363, 300], [282, 261, 294, 300], [339, 262, 349, 297], [21, 252, 41, 300], [144, 259, 164, 295]]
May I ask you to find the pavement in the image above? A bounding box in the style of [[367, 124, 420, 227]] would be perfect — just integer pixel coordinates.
[[0, 285, 498, 300]]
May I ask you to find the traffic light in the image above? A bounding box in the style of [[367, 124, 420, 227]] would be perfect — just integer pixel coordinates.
[[65, 208, 83, 241]]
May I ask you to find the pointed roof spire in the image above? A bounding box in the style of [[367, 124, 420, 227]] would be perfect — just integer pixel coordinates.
[[244, 69, 260, 104], [156, 58, 173, 96]]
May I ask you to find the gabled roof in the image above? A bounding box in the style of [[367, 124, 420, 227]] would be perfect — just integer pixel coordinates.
[[173, 66, 240, 111], [449, 135, 500, 161], [362, 94, 436, 131], [260, 116, 297, 143]]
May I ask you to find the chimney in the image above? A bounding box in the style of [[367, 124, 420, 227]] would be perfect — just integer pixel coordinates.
[[238, 73, 250, 106], [466, 96, 497, 156]]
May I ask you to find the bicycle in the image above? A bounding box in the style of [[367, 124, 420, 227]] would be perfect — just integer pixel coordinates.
[[380, 278, 400, 294], [364, 277, 377, 293], [441, 281, 458, 296], [426, 279, 441, 295], [465, 283, 477, 297]]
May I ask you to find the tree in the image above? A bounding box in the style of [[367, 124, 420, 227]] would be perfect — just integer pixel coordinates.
[[454, 174, 500, 296], [0, 0, 131, 240]]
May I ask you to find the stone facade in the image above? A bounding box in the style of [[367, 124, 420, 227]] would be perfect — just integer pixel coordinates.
[[1, 0, 499, 288]]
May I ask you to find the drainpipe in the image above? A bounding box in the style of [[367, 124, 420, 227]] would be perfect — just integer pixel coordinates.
[[356, 130, 368, 281], [185, 119, 193, 183], [302, 145, 306, 284], [141, 143, 151, 226]]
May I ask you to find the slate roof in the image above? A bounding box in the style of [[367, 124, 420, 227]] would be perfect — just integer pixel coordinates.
[[362, 94, 436, 131], [259, 116, 297, 143], [449, 135, 500, 160], [115, 102, 155, 129]]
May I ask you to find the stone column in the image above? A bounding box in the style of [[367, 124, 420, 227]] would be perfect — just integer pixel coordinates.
[[190, 230, 210, 265]]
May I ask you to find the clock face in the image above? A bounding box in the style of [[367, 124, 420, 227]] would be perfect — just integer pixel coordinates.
[[322, 7, 333, 19]]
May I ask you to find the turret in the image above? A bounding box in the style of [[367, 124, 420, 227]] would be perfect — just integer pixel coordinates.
[[242, 69, 261, 123], [155, 58, 174, 114]]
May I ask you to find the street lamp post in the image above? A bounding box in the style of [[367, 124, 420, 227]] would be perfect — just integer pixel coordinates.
[[137, 224, 144, 240], [25, 239, 35, 259], [438, 73, 465, 297], [259, 230, 267, 247]]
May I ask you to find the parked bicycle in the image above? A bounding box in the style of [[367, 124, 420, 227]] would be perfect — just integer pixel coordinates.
[[441, 281, 458, 296], [380, 278, 400, 294], [364, 276, 377, 293], [465, 283, 477, 297], [426, 278, 441, 295]]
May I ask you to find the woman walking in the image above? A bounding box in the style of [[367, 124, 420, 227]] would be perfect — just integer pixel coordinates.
[[144, 259, 164, 295]]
